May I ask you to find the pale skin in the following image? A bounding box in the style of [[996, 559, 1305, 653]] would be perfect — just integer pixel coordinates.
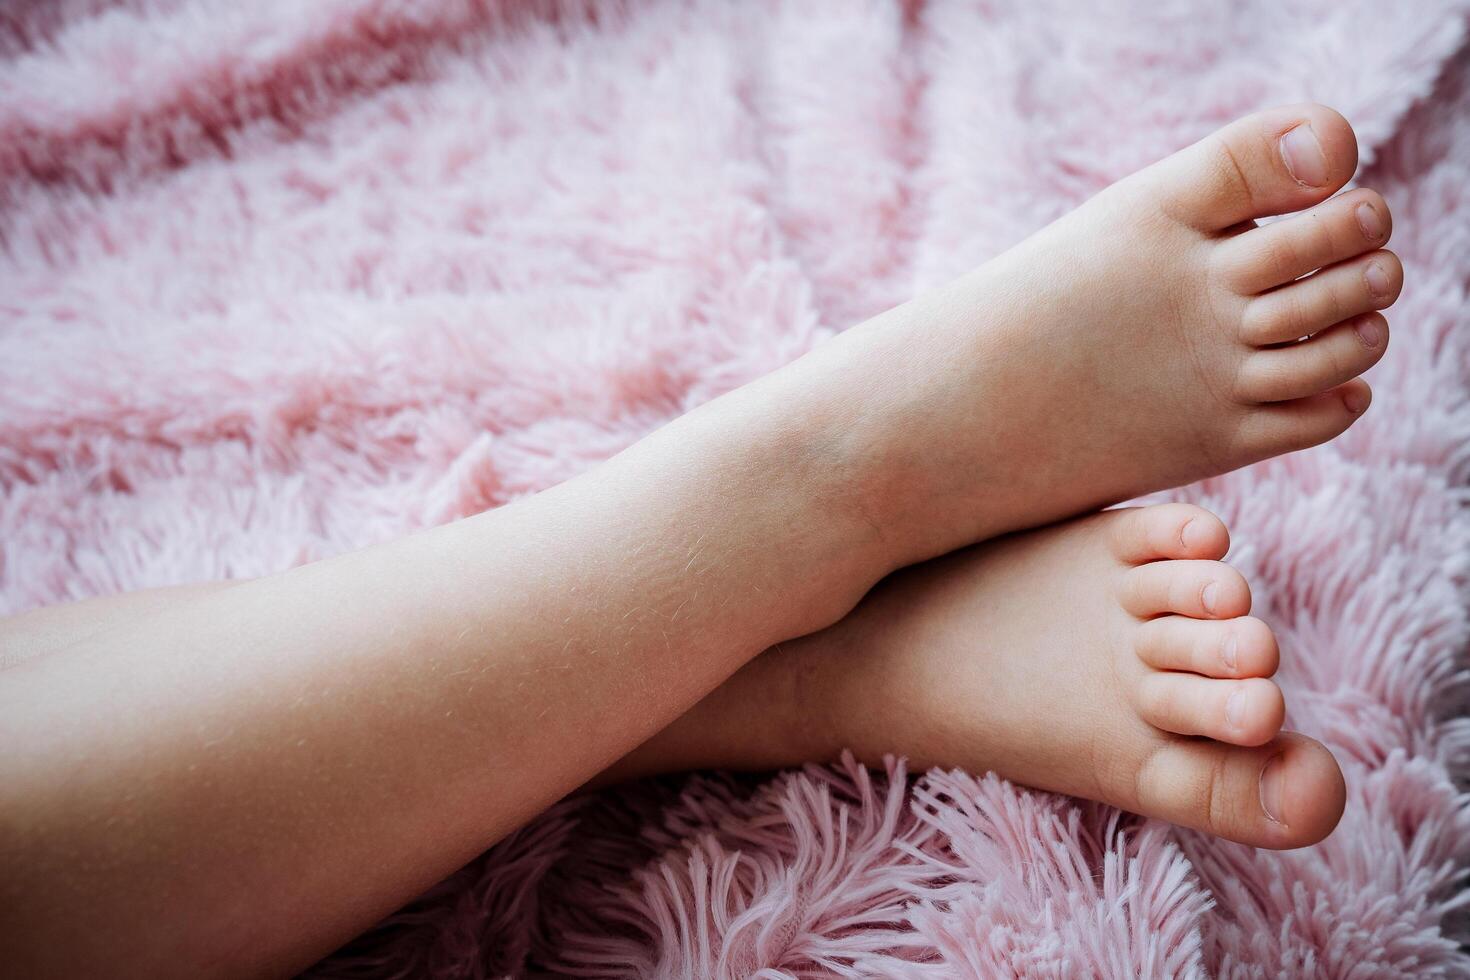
[[0, 104, 1397, 977]]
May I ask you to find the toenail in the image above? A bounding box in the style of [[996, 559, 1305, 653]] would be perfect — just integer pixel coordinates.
[[1342, 386, 1371, 415], [1201, 582, 1220, 614], [1354, 316, 1385, 349], [1226, 689, 1248, 729], [1259, 756, 1286, 824], [1365, 262, 1392, 299], [1180, 518, 1204, 551], [1280, 124, 1328, 187], [1355, 202, 1385, 240], [1222, 634, 1238, 672]]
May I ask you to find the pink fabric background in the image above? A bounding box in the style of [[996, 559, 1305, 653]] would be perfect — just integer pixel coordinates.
[[4, 1, 1470, 975]]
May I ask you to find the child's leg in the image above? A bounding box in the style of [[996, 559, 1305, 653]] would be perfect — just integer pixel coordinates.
[[0, 395, 896, 978], [603, 504, 1345, 850], [2, 504, 1344, 851]]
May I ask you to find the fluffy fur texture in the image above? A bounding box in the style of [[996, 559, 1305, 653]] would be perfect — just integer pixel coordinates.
[[3, 1, 1470, 975]]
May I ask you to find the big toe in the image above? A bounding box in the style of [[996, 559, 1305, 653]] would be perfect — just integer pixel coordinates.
[[1154, 103, 1358, 232], [1132, 731, 1346, 848]]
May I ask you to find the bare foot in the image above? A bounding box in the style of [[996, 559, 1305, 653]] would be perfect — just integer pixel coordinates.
[[755, 104, 1399, 567], [611, 503, 1347, 849]]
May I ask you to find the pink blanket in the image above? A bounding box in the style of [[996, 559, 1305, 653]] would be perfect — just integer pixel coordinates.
[[4, 1, 1470, 975]]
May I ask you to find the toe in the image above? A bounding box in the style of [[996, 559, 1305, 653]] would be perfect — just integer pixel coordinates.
[[1241, 250, 1403, 345], [1135, 615, 1279, 678], [1237, 312, 1389, 402], [1231, 378, 1372, 458], [1106, 504, 1230, 564], [1120, 560, 1251, 619], [1136, 673, 1284, 746], [1215, 187, 1392, 293], [1157, 103, 1358, 231], [1132, 732, 1346, 848]]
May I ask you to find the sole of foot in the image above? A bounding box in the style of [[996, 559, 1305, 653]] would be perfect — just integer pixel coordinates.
[[777, 104, 1400, 568]]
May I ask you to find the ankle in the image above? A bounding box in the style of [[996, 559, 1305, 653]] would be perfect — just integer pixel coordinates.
[[618, 375, 901, 639], [738, 298, 1013, 571]]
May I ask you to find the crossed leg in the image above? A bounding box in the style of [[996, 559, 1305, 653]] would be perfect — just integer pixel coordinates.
[[0, 103, 1392, 975], [4, 504, 1345, 849]]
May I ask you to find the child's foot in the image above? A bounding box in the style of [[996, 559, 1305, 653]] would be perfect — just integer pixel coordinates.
[[611, 503, 1346, 849], [765, 104, 1399, 567]]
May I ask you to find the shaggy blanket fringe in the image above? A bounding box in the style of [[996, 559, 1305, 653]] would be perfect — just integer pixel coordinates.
[[4, 1, 1470, 976]]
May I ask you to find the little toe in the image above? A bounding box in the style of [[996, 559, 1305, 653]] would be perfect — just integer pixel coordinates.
[[1133, 732, 1346, 848], [1216, 187, 1392, 293], [1237, 313, 1389, 403], [1135, 615, 1279, 678], [1157, 103, 1358, 231], [1107, 503, 1230, 564], [1120, 560, 1251, 619], [1136, 673, 1284, 746], [1242, 249, 1402, 346], [1231, 378, 1372, 459]]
